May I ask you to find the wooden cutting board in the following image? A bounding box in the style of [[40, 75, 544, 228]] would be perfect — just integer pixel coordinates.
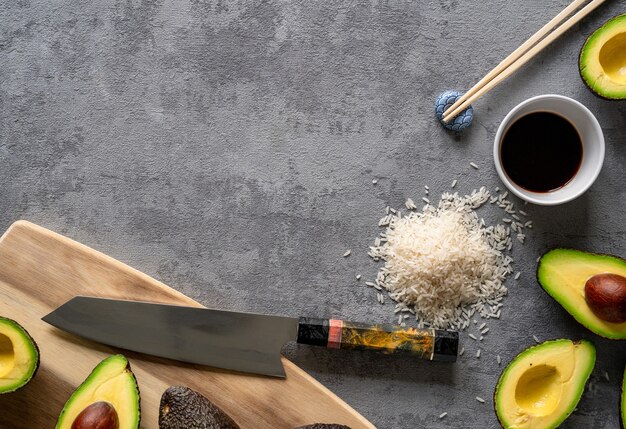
[[0, 220, 375, 429]]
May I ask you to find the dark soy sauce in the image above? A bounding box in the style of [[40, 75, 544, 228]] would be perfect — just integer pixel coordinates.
[[500, 111, 583, 193]]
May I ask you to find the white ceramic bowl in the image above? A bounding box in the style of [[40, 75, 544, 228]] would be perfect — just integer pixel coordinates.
[[493, 94, 605, 206]]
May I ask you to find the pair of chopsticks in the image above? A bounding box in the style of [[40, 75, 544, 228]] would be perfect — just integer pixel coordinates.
[[443, 0, 607, 123]]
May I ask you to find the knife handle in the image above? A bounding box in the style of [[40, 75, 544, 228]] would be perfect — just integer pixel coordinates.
[[296, 317, 458, 362]]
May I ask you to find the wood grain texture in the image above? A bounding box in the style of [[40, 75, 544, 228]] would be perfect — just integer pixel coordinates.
[[0, 220, 375, 429]]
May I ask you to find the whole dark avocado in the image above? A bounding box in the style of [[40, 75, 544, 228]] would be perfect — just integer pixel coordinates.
[[159, 386, 240, 429], [295, 425, 352, 429]]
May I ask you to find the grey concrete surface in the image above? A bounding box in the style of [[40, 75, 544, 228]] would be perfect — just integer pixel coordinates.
[[2, 0, 626, 428]]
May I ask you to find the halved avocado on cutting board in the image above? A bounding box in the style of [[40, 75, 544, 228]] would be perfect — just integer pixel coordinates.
[[0, 316, 39, 393], [56, 354, 140, 429], [580, 14, 626, 100], [494, 339, 595, 429], [537, 249, 626, 339]]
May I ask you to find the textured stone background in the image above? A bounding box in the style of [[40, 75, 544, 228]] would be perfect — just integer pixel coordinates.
[[2, 0, 626, 428]]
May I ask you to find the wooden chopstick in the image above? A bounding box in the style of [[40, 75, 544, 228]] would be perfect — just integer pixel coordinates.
[[442, 0, 605, 123], [442, 0, 587, 122]]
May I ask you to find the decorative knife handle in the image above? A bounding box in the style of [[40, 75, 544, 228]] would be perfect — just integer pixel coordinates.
[[296, 317, 458, 362]]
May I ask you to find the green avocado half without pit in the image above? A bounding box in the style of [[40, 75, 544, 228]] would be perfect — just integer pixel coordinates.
[[494, 339, 595, 429], [0, 316, 39, 394], [580, 13, 626, 100], [56, 354, 140, 429], [537, 249, 626, 339]]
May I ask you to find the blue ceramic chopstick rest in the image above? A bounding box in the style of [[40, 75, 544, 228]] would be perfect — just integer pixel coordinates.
[[435, 90, 474, 132]]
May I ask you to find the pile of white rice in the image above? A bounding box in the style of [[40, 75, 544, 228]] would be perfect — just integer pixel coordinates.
[[368, 187, 517, 330]]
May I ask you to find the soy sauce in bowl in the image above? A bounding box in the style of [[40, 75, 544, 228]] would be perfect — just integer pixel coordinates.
[[500, 111, 583, 193]]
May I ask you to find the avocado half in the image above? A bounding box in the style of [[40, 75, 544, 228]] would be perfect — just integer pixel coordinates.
[[56, 354, 140, 429], [537, 249, 626, 339], [494, 339, 595, 429], [580, 13, 626, 100], [0, 316, 39, 394]]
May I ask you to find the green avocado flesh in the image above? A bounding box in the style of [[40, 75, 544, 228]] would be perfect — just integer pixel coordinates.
[[159, 386, 240, 429], [56, 354, 140, 429], [537, 249, 626, 339], [0, 316, 39, 394], [494, 339, 595, 429], [580, 13, 626, 100]]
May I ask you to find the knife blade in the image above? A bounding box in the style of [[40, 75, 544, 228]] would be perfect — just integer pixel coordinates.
[[43, 296, 458, 377]]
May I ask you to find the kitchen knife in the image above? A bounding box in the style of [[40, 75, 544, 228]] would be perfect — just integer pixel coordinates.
[[43, 296, 458, 378]]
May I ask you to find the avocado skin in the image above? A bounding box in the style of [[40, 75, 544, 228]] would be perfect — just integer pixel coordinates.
[[0, 316, 40, 394], [159, 386, 240, 429], [295, 425, 352, 429]]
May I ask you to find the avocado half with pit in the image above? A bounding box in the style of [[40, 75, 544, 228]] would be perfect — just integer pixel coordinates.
[[494, 339, 595, 429], [537, 249, 626, 339], [56, 354, 140, 429], [580, 13, 626, 100], [0, 316, 39, 393]]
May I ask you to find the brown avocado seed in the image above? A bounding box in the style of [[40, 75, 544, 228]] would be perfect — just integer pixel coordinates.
[[584, 273, 626, 323], [71, 401, 119, 429]]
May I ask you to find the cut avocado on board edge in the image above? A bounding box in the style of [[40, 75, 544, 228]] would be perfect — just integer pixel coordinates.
[[56, 354, 140, 429], [0, 316, 39, 394], [537, 249, 626, 339], [494, 339, 595, 429], [580, 13, 626, 100]]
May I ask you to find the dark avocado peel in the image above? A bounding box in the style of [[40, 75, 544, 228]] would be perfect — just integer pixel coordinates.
[[537, 249, 626, 339], [0, 316, 39, 394], [56, 354, 140, 429], [159, 386, 240, 429]]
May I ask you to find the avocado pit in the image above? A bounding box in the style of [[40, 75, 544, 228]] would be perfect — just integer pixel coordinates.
[[584, 273, 626, 323], [71, 402, 119, 429]]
